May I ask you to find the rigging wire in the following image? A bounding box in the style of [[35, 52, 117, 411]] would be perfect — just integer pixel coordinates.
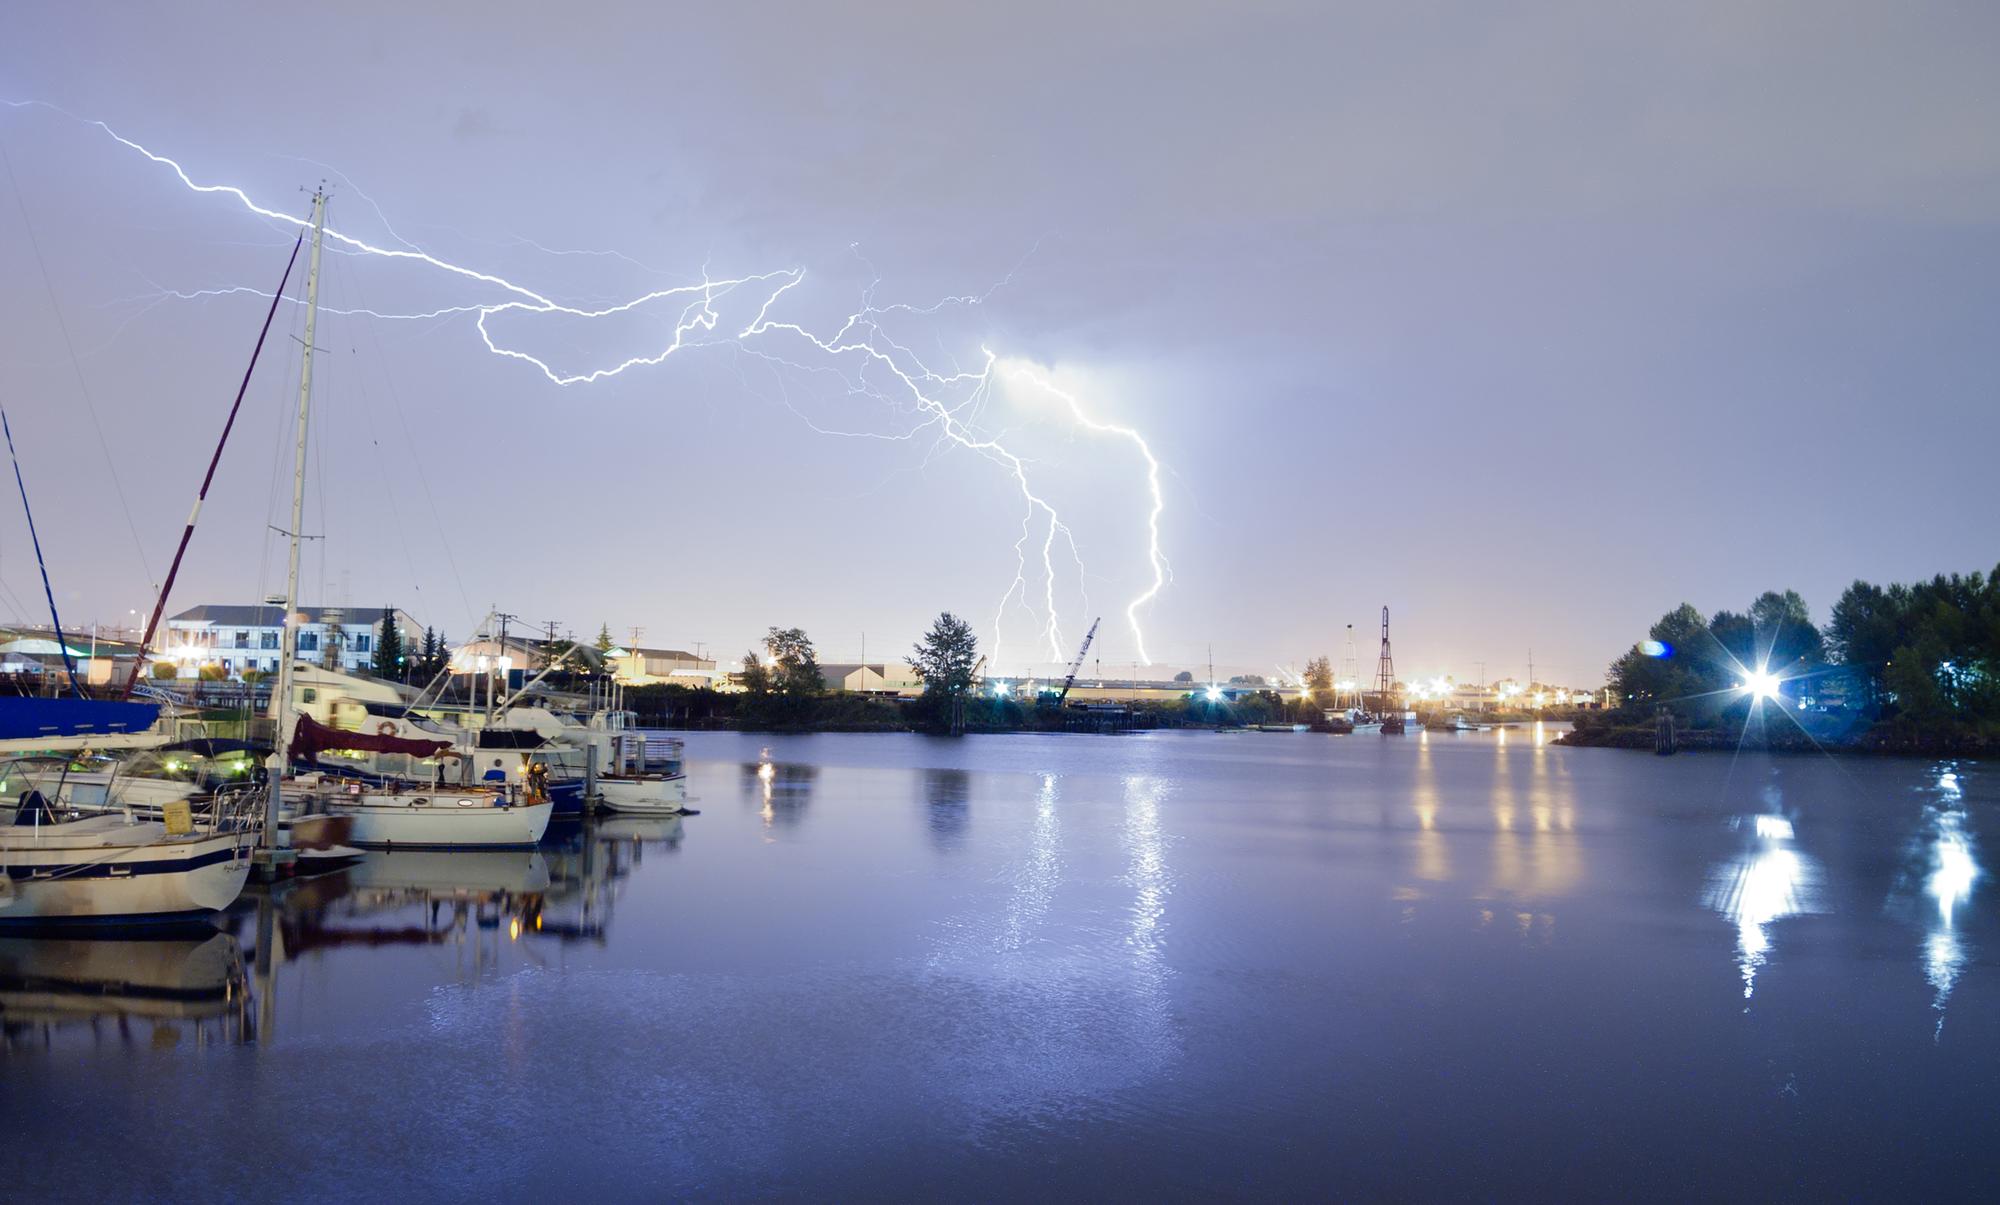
[[0, 134, 157, 592], [0, 403, 83, 696]]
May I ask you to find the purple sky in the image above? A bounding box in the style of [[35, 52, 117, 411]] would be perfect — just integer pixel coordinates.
[[2, 2, 1996, 686]]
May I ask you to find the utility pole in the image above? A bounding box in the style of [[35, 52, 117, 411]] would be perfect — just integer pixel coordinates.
[[491, 609, 517, 722]]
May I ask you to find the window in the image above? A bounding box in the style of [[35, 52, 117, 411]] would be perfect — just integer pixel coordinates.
[[302, 688, 317, 704], [260, 631, 278, 649], [354, 634, 372, 653], [298, 632, 319, 652], [234, 630, 250, 648]]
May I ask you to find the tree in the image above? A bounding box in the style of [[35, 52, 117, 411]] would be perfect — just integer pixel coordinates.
[[764, 627, 821, 694], [909, 612, 980, 731], [419, 627, 441, 678], [1173, 670, 1194, 683], [373, 607, 406, 680], [595, 623, 615, 653], [1750, 590, 1824, 669], [1228, 674, 1266, 686], [1303, 656, 1334, 694], [739, 650, 771, 695]]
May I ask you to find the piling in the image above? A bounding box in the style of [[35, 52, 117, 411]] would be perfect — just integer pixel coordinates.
[[1654, 706, 1678, 756]]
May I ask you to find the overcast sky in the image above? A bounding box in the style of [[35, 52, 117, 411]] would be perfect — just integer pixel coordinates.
[[2, 1, 1996, 684]]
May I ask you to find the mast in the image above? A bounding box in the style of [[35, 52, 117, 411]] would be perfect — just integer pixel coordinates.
[[265, 188, 326, 854]]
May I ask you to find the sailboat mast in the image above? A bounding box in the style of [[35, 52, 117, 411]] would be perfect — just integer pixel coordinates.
[[265, 188, 327, 851]]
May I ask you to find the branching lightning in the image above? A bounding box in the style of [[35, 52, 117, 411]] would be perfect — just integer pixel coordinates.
[[5, 100, 1171, 664]]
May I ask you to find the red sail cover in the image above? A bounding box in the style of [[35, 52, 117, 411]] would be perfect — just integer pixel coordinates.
[[291, 714, 451, 760]]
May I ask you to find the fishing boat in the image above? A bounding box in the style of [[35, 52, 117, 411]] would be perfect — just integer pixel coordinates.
[[500, 706, 690, 814]]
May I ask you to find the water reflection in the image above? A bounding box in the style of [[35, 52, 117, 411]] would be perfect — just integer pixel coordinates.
[[1914, 765, 1979, 1037], [0, 930, 248, 1052], [1121, 775, 1176, 1066], [743, 758, 816, 831], [922, 768, 972, 852], [1000, 774, 1062, 953], [1704, 800, 1823, 1005]]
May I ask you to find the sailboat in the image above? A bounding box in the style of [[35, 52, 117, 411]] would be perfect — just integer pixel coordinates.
[[258, 192, 551, 854], [0, 411, 255, 927]]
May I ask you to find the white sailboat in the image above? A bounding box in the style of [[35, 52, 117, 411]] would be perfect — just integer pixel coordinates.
[[259, 192, 551, 855], [0, 794, 254, 929]]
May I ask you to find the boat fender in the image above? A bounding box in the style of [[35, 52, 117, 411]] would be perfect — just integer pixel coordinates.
[[376, 721, 397, 736]]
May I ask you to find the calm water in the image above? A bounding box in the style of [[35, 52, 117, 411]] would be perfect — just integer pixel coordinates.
[[6, 728, 1996, 1199]]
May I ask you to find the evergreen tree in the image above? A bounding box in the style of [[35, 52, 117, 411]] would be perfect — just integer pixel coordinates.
[[595, 623, 615, 652], [373, 608, 406, 679]]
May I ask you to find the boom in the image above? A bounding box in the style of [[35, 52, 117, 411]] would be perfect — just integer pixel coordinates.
[[1057, 617, 1101, 704]]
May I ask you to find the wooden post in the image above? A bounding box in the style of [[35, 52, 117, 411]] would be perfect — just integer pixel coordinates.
[[1654, 705, 1677, 755]]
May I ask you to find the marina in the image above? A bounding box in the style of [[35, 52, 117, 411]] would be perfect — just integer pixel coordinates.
[[7, 730, 1997, 1197]]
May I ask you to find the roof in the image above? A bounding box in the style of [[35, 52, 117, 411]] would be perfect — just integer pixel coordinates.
[[166, 605, 409, 626], [612, 646, 706, 661]]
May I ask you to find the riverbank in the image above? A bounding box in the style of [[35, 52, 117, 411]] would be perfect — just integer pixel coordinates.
[[1558, 713, 2000, 758]]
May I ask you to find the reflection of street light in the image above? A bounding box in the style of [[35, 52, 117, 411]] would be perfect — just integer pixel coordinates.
[[1205, 686, 1223, 702]]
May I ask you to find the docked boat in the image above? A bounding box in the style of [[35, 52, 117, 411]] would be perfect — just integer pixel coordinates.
[[501, 706, 690, 814], [292, 768, 552, 844], [0, 793, 254, 929]]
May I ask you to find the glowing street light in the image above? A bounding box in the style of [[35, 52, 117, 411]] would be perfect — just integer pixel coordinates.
[[1738, 666, 1782, 702]]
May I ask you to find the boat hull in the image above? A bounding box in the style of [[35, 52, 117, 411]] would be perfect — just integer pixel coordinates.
[[0, 827, 252, 927], [597, 775, 689, 815], [330, 797, 553, 848]]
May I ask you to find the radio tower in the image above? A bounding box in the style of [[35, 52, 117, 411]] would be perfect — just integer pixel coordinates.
[[1375, 606, 1406, 733], [1374, 606, 1396, 701]]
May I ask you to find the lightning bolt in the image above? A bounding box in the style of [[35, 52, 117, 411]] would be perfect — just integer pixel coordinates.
[[6, 100, 1169, 665]]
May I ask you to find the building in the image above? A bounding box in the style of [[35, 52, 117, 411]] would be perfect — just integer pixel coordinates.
[[817, 662, 925, 696], [161, 605, 421, 678], [606, 646, 720, 687]]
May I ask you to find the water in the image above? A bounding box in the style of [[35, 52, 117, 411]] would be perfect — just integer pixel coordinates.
[[6, 729, 1996, 1198]]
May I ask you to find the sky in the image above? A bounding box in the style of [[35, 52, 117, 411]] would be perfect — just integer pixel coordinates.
[[1, 1, 1996, 687]]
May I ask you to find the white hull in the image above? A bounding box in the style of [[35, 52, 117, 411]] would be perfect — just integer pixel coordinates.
[[0, 819, 252, 925], [597, 774, 689, 815], [329, 795, 553, 848]]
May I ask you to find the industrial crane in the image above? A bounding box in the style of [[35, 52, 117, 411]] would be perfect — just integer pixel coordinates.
[[1054, 617, 1101, 705]]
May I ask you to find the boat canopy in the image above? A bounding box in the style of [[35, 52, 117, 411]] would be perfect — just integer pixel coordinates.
[[0, 697, 160, 741], [289, 714, 452, 761]]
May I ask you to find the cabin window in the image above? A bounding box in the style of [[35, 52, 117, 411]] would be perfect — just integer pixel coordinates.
[[301, 688, 317, 704]]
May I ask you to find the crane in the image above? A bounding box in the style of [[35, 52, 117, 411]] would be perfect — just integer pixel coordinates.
[[1055, 617, 1101, 705]]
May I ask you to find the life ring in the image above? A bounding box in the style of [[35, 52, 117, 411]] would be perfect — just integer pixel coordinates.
[[376, 720, 398, 736]]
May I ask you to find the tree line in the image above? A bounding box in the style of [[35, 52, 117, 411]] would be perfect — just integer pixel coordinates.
[[1603, 565, 2000, 746]]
